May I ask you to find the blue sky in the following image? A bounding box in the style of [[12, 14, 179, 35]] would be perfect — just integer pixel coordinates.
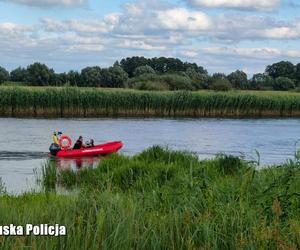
[[0, 0, 299, 75]]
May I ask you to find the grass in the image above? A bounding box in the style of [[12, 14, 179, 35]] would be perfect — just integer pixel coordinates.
[[1, 146, 300, 249], [1, 86, 300, 117]]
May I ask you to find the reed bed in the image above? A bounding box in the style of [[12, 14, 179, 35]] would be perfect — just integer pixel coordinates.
[[0, 147, 300, 249], [1, 86, 300, 117]]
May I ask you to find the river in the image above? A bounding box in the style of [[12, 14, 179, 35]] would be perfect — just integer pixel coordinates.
[[0, 117, 299, 194]]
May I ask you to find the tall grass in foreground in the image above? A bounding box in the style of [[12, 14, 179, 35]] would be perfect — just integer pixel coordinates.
[[1, 86, 300, 117], [1, 146, 300, 249]]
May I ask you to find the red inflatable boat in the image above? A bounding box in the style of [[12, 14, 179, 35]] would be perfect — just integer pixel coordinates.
[[56, 141, 123, 158]]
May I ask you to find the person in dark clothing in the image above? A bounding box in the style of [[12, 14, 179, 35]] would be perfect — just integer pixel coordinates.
[[86, 139, 95, 148], [73, 136, 85, 149]]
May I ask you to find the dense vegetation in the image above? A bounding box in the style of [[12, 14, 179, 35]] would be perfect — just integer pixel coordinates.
[[1, 86, 300, 118], [1, 146, 300, 249], [1, 57, 300, 91]]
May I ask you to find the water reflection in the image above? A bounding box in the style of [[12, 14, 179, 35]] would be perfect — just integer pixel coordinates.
[[55, 156, 102, 172]]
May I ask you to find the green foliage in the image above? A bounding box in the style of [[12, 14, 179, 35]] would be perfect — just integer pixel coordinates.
[[128, 73, 193, 90], [120, 56, 207, 77], [133, 65, 155, 76], [251, 73, 274, 90], [273, 77, 295, 91], [295, 63, 300, 84], [107, 66, 129, 88], [120, 56, 149, 77], [0, 147, 297, 249], [10, 67, 27, 82], [2, 86, 300, 117], [212, 72, 227, 80], [215, 154, 249, 175], [133, 81, 169, 91], [6, 59, 300, 91], [0, 66, 9, 84], [80, 66, 128, 88], [185, 67, 210, 89], [25, 62, 56, 86], [227, 70, 248, 89], [266, 61, 295, 79], [160, 74, 194, 90], [209, 78, 232, 91], [67, 70, 81, 86], [80, 66, 102, 87]]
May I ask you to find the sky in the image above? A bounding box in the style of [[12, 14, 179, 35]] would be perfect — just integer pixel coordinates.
[[0, 0, 300, 75]]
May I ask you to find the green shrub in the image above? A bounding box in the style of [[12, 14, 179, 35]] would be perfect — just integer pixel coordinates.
[[215, 154, 249, 175], [160, 74, 194, 90], [128, 73, 193, 91], [0, 66, 9, 84], [135, 81, 169, 91], [273, 77, 295, 90], [209, 78, 232, 91], [133, 65, 155, 76]]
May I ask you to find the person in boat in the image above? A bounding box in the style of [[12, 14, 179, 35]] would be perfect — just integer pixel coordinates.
[[86, 139, 95, 148], [50, 131, 61, 156], [52, 131, 63, 145], [52, 132, 59, 145], [73, 136, 86, 149]]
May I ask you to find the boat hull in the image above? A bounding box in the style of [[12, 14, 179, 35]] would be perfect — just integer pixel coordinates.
[[56, 141, 123, 158]]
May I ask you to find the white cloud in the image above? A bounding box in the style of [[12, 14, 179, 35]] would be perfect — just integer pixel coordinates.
[[0, 0, 86, 7], [197, 46, 300, 74], [180, 50, 198, 58], [41, 18, 112, 34], [188, 0, 280, 11], [118, 40, 166, 50], [156, 8, 212, 31], [261, 22, 300, 39], [0, 0, 300, 74], [201, 47, 283, 59], [0, 22, 33, 35], [208, 14, 300, 42]]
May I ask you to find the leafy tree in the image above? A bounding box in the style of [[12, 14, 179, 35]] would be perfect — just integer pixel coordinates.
[[10, 67, 27, 82], [265, 61, 295, 79], [160, 74, 193, 90], [295, 63, 300, 85], [107, 66, 129, 88], [127, 73, 193, 90], [148, 57, 171, 74], [120, 56, 207, 77], [0, 66, 9, 84], [251, 73, 274, 90], [212, 73, 227, 80], [227, 70, 248, 89], [133, 65, 155, 76], [25, 62, 56, 86], [120, 57, 149, 77], [184, 62, 207, 75], [185, 67, 210, 89], [80, 66, 102, 87], [209, 78, 232, 91], [67, 70, 81, 86], [273, 77, 295, 91], [55, 73, 68, 86], [208, 73, 227, 89]]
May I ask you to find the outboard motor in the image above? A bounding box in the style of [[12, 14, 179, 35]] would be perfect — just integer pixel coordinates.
[[49, 143, 61, 156]]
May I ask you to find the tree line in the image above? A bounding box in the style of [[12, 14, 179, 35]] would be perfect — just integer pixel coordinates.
[[0, 57, 300, 91]]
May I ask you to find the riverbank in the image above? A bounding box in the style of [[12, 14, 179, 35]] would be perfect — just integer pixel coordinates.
[[0, 146, 300, 249], [1, 86, 300, 118]]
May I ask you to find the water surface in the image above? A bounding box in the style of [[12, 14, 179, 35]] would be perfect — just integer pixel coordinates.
[[0, 118, 299, 194]]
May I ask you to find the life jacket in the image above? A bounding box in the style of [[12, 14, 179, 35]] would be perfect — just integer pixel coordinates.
[[52, 134, 59, 145]]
